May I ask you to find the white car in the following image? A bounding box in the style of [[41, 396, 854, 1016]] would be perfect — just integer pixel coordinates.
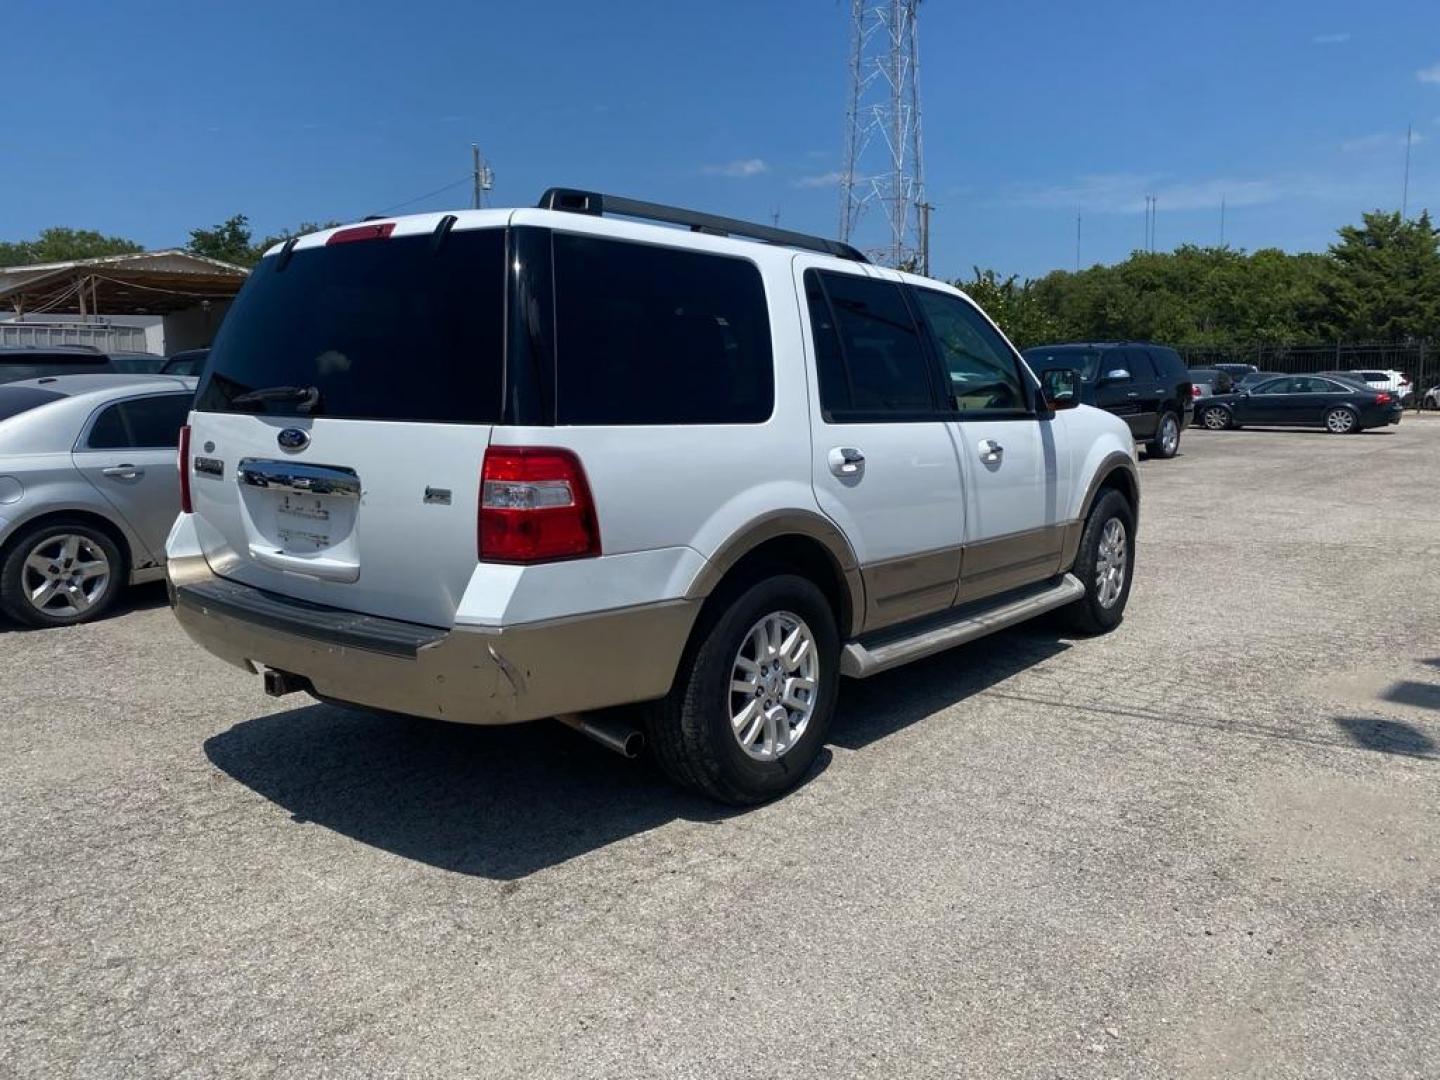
[[1422, 384, 1440, 410], [1346, 369, 1413, 401], [166, 190, 1139, 804]]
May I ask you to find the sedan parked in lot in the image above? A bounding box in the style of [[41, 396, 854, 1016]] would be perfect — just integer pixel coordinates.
[[0, 374, 194, 626], [1423, 384, 1440, 410], [1196, 374, 1400, 434]]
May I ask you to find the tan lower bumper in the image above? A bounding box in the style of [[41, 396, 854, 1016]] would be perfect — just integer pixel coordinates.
[[168, 555, 701, 725]]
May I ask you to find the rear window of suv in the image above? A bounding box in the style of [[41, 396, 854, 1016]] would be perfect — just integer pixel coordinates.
[[195, 229, 505, 423]]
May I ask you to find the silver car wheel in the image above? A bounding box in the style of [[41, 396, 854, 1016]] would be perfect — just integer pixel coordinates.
[[1095, 518, 1128, 610], [728, 610, 819, 762], [1203, 407, 1228, 430], [22, 534, 111, 618], [1161, 414, 1179, 453], [1325, 408, 1355, 434]]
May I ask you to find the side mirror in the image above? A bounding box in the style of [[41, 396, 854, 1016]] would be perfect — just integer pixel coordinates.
[[1040, 368, 1080, 410], [1100, 368, 1131, 385]]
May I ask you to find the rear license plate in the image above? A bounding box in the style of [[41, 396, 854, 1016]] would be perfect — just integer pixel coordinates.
[[277, 495, 332, 550]]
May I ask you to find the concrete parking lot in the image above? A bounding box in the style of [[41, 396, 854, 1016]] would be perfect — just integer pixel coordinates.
[[3, 417, 1438, 1079]]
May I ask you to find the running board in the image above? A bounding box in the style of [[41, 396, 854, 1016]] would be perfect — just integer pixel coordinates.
[[840, 573, 1085, 678]]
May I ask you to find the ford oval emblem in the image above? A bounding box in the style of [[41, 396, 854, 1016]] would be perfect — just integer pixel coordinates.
[[277, 428, 310, 451]]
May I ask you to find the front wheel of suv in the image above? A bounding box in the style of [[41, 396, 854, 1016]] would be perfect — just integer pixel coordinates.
[[1146, 410, 1181, 458], [647, 574, 840, 805], [1062, 489, 1135, 635]]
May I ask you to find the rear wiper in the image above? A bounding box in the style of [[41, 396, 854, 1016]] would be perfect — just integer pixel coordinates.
[[229, 385, 321, 414]]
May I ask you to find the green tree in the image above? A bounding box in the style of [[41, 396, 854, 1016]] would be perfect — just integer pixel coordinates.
[[187, 214, 258, 266], [1317, 210, 1440, 340], [0, 227, 143, 267], [955, 268, 1063, 348]]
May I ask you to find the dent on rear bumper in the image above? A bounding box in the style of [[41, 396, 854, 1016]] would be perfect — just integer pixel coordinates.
[[167, 551, 702, 725]]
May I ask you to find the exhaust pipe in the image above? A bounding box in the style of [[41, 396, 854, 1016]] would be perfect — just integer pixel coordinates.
[[557, 713, 644, 759], [263, 668, 313, 698]]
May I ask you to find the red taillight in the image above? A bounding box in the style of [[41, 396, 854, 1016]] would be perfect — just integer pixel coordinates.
[[326, 222, 395, 245], [479, 447, 600, 563], [1375, 392, 1392, 405], [1191, 385, 1202, 398], [178, 424, 192, 513]]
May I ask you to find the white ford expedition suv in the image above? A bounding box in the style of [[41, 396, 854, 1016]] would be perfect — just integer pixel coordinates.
[[167, 189, 1139, 804]]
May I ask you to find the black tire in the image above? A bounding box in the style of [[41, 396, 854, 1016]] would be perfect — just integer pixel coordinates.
[[1061, 489, 1135, 635], [1146, 410, 1181, 458], [0, 518, 126, 628], [647, 573, 839, 805], [1200, 405, 1231, 431], [1324, 406, 1359, 435]]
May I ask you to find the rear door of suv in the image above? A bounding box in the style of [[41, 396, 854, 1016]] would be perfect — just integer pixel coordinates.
[[186, 221, 507, 628], [797, 259, 965, 629]]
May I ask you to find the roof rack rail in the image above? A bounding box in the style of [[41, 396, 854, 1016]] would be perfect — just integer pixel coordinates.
[[536, 188, 868, 263]]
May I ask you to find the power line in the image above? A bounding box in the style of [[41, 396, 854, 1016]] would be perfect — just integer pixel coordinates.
[[372, 174, 473, 217]]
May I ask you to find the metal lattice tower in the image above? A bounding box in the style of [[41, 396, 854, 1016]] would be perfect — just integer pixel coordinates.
[[839, 0, 926, 270]]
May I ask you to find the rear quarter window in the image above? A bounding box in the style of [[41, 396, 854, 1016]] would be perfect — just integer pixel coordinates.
[[551, 234, 773, 425]]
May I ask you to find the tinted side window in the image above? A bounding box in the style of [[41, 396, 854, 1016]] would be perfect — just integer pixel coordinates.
[[1253, 378, 1291, 395], [810, 271, 935, 417], [87, 403, 130, 449], [123, 394, 191, 447], [552, 234, 772, 425], [1123, 349, 1156, 380], [913, 288, 1027, 413]]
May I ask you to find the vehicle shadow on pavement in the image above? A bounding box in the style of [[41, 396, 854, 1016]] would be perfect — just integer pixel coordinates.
[[829, 625, 1072, 749], [0, 580, 170, 633], [204, 704, 827, 879], [1332, 717, 1437, 759]]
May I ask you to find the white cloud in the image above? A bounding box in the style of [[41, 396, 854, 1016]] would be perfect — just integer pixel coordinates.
[[1418, 62, 1440, 84], [793, 171, 844, 189], [1312, 33, 1350, 45], [1340, 130, 1424, 152], [702, 158, 769, 178]]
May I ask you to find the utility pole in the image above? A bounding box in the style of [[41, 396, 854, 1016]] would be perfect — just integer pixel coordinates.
[[1220, 195, 1226, 247], [1402, 123, 1413, 219], [771, 207, 781, 228], [471, 144, 494, 209], [1075, 206, 1081, 272], [916, 200, 932, 276]]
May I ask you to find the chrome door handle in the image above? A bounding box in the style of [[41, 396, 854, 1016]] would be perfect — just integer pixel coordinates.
[[101, 465, 144, 479], [978, 439, 1003, 463], [828, 446, 865, 476]]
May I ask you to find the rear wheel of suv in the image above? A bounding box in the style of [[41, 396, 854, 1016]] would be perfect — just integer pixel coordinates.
[[0, 519, 125, 628], [647, 573, 839, 805], [1062, 489, 1134, 635], [1147, 410, 1181, 458]]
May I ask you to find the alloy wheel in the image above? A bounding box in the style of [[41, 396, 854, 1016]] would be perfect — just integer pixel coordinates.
[[1095, 518, 1128, 610], [1203, 407, 1228, 430], [1326, 409, 1355, 434], [1161, 414, 1179, 453], [728, 610, 819, 762], [21, 534, 112, 619]]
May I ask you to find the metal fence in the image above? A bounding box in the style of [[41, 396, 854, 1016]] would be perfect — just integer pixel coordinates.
[[1176, 341, 1436, 401], [0, 321, 148, 353]]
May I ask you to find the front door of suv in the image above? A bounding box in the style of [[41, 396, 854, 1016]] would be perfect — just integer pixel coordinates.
[[798, 261, 965, 632], [907, 284, 1069, 604]]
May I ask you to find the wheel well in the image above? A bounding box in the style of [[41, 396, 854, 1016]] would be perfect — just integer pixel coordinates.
[[700, 534, 854, 639], [1, 510, 133, 578], [1094, 466, 1138, 520]]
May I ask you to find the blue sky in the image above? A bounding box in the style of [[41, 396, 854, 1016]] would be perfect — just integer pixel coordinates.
[[5, 0, 1439, 279]]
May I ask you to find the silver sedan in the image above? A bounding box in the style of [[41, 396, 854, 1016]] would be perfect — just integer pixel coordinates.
[[0, 374, 195, 626]]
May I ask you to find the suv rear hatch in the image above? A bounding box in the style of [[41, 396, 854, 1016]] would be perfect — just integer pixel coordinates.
[[188, 222, 506, 628]]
